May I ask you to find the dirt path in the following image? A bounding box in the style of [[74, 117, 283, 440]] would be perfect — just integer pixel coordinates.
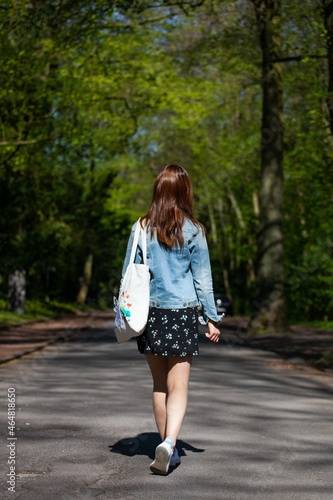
[[219, 316, 333, 374], [0, 311, 114, 364]]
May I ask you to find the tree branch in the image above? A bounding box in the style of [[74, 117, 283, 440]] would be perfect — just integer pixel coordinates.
[[0, 139, 45, 147], [132, 0, 205, 15], [270, 54, 327, 63], [138, 14, 177, 25]]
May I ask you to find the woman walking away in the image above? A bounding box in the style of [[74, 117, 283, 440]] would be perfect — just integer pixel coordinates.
[[121, 164, 222, 475]]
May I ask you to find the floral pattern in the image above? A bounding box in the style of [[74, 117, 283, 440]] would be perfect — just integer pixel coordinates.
[[137, 307, 199, 356], [119, 290, 132, 318]]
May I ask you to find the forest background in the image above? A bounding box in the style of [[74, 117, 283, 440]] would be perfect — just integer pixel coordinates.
[[1, 0, 333, 331]]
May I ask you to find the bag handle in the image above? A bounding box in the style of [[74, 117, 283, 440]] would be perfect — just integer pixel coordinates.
[[141, 223, 147, 265], [129, 219, 147, 265]]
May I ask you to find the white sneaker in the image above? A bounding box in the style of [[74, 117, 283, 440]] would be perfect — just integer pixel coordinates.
[[150, 437, 173, 475], [170, 447, 181, 467]]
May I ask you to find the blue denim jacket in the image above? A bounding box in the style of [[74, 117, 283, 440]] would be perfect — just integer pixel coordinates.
[[122, 218, 221, 324]]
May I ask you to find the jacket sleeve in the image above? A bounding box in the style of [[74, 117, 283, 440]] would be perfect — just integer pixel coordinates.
[[189, 228, 222, 324]]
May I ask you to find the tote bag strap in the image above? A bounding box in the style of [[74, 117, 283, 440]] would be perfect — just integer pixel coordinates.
[[141, 223, 147, 265], [129, 219, 147, 265]]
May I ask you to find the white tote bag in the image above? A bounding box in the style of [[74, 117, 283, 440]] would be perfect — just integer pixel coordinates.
[[114, 221, 150, 343]]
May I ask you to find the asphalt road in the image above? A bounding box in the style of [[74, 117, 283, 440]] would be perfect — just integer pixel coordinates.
[[1, 321, 333, 500]]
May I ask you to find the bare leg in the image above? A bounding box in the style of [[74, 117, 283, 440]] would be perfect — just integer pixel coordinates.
[[145, 355, 168, 440], [145, 354, 192, 447], [165, 355, 192, 447]]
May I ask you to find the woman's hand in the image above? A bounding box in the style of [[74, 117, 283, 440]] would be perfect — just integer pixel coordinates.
[[205, 320, 221, 343]]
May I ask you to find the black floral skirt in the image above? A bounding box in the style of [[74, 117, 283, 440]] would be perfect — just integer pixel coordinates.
[[137, 307, 199, 356]]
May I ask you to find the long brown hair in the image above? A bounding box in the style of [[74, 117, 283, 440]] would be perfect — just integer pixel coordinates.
[[141, 164, 205, 249]]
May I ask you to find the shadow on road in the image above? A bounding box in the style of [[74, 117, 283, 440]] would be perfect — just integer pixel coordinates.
[[109, 432, 205, 460]]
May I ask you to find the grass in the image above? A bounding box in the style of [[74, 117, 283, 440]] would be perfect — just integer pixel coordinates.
[[235, 316, 333, 336], [0, 300, 81, 328], [315, 350, 333, 370], [293, 320, 333, 330]]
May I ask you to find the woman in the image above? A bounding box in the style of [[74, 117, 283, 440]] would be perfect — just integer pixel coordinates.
[[121, 164, 221, 475]]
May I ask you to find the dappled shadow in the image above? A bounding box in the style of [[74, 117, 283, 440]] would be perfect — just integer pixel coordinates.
[[1, 323, 333, 498], [0, 313, 115, 365], [216, 316, 333, 372]]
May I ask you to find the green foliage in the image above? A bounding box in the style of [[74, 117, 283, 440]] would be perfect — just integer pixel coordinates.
[[0, 0, 332, 322], [0, 299, 78, 327], [285, 241, 333, 321], [315, 350, 333, 370]]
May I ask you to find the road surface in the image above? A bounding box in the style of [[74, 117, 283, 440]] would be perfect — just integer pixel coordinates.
[[1, 322, 332, 499]]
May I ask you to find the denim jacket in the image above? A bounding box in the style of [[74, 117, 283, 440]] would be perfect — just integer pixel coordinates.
[[121, 218, 221, 324]]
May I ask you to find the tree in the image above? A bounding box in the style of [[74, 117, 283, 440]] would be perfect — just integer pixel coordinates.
[[322, 0, 333, 135], [1, 0, 333, 323], [249, 0, 287, 330]]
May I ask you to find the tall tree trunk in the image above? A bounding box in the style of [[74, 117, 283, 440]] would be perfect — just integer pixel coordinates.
[[216, 197, 232, 297], [322, 0, 333, 135], [227, 186, 256, 287], [77, 253, 94, 305], [8, 270, 26, 314], [250, 0, 287, 331]]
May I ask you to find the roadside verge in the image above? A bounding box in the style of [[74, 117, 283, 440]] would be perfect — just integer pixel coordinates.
[[0, 311, 115, 365]]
